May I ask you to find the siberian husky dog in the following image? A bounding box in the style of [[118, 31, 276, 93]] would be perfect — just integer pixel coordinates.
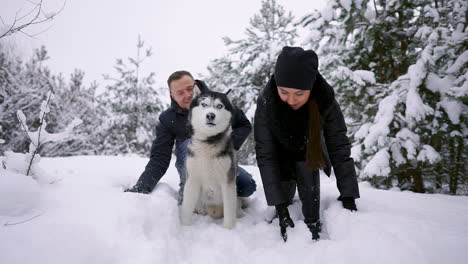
[[180, 87, 238, 229]]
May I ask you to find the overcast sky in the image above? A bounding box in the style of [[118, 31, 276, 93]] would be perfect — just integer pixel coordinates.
[[1, 0, 326, 89]]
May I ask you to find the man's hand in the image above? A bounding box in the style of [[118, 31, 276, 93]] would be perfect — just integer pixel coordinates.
[[340, 197, 357, 211], [275, 204, 295, 242], [124, 185, 150, 194]]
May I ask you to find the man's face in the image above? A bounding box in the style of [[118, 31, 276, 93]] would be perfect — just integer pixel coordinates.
[[170, 75, 195, 109]]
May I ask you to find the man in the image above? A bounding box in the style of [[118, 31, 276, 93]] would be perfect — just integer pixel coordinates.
[[126, 71, 256, 205]]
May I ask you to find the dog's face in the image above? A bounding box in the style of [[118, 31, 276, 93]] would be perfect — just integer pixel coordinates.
[[189, 91, 234, 137]]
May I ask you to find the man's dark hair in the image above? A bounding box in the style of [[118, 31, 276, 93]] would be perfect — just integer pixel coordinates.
[[167, 70, 193, 90]]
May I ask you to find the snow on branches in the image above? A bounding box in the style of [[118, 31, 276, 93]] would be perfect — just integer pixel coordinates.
[[3, 90, 82, 179]]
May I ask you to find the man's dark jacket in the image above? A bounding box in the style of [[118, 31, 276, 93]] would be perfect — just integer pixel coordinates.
[[254, 74, 360, 206], [134, 80, 252, 193]]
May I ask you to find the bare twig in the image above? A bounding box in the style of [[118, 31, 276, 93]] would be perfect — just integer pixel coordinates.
[[0, 0, 67, 39], [0, 0, 43, 38], [29, 22, 54, 38], [19, 29, 38, 39], [17, 2, 39, 21], [4, 213, 43, 226], [49, 178, 64, 184], [26, 90, 53, 176]]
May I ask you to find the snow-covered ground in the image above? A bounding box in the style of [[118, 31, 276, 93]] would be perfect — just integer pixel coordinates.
[[1, 156, 467, 264]]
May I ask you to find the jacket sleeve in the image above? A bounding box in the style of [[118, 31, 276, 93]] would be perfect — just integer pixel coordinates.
[[135, 113, 175, 193], [231, 107, 252, 150], [323, 99, 360, 199], [254, 96, 287, 206]]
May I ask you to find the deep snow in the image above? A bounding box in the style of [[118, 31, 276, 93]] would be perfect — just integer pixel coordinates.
[[1, 156, 467, 264]]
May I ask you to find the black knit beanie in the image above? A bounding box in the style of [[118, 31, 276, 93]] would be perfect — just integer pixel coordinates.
[[274, 46, 318, 90]]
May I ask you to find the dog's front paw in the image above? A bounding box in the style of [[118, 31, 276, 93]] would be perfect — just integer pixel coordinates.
[[180, 215, 192, 226], [223, 223, 235, 229], [223, 219, 236, 229], [180, 219, 191, 226]]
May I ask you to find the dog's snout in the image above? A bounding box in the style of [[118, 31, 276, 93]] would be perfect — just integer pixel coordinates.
[[206, 113, 215, 121]]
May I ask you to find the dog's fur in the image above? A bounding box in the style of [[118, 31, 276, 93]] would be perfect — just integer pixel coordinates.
[[180, 87, 238, 229]]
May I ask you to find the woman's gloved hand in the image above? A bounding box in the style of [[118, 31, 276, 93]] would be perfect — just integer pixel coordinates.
[[275, 203, 295, 241], [340, 197, 358, 211]]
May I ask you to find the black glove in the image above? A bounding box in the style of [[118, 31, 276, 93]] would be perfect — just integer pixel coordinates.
[[124, 185, 150, 194], [339, 197, 357, 211], [307, 220, 322, 240], [275, 203, 295, 242]]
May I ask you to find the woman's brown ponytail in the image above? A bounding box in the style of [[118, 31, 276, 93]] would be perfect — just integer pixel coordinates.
[[306, 98, 325, 170]]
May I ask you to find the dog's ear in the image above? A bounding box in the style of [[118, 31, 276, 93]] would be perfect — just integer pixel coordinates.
[[192, 82, 202, 98], [224, 89, 232, 96]]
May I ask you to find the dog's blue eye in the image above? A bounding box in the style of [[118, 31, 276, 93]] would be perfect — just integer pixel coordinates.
[[201, 103, 207, 107], [216, 104, 223, 109]]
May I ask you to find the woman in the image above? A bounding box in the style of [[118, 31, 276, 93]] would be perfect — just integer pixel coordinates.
[[254, 46, 360, 241]]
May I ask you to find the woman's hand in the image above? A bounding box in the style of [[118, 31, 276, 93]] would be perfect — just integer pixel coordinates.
[[341, 197, 358, 211], [275, 203, 295, 241]]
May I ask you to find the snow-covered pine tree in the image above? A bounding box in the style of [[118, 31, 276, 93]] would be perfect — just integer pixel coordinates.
[[41, 69, 104, 156], [98, 36, 164, 155], [204, 0, 297, 164], [300, 0, 381, 137], [302, 0, 467, 194], [0, 45, 56, 154], [208, 0, 297, 113], [355, 0, 468, 194], [396, 0, 467, 194], [0, 44, 103, 157]]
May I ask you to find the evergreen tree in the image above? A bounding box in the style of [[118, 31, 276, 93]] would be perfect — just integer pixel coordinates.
[[41, 70, 103, 156], [301, 0, 467, 194], [0, 45, 56, 154], [208, 0, 297, 112], [300, 0, 385, 158], [204, 0, 298, 164], [0, 44, 95, 157], [98, 36, 164, 155]]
